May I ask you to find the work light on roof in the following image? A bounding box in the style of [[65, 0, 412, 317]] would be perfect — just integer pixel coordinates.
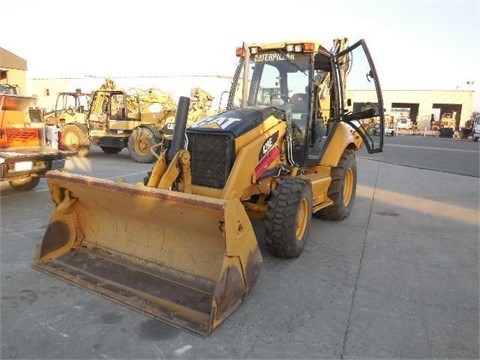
[[285, 44, 294, 52], [294, 44, 303, 52], [250, 47, 258, 55]]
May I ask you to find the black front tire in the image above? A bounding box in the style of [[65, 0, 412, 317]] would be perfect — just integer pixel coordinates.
[[314, 149, 357, 221], [265, 177, 312, 258], [9, 176, 40, 191]]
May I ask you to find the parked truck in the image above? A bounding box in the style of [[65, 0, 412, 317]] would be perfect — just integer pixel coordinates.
[[0, 88, 77, 191]]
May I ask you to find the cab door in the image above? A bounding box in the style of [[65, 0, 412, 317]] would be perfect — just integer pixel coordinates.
[[333, 39, 385, 153]]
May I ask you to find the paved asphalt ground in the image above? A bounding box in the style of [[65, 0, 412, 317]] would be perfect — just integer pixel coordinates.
[[0, 135, 479, 359], [359, 133, 479, 178]]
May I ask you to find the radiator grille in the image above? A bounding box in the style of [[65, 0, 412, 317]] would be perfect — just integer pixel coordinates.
[[187, 132, 234, 189]]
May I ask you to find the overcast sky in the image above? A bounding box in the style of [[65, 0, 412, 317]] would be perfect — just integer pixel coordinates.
[[1, 0, 479, 96]]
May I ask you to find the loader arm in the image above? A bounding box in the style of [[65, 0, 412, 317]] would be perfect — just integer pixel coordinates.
[[149, 149, 192, 193]]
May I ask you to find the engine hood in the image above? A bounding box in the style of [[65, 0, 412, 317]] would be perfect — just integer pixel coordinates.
[[187, 107, 285, 137]]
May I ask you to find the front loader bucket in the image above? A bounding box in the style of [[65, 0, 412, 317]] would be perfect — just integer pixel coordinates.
[[33, 170, 262, 337]]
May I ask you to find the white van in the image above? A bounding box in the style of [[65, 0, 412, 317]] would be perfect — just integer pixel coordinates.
[[396, 117, 412, 130]]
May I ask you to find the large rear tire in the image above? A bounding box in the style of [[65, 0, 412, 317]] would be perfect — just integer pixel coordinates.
[[128, 127, 160, 163], [314, 149, 357, 220], [62, 123, 90, 157], [9, 176, 40, 191], [265, 177, 312, 258]]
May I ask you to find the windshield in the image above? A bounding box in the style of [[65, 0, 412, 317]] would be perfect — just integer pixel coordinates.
[[57, 94, 90, 112], [230, 52, 311, 110]]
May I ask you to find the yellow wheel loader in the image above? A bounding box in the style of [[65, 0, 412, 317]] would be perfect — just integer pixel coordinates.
[[33, 38, 385, 337], [41, 91, 91, 127]]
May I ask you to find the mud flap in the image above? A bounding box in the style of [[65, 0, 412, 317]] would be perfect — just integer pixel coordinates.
[[33, 170, 263, 337]]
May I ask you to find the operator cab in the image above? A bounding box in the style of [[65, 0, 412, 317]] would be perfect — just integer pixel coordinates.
[[228, 40, 384, 166]]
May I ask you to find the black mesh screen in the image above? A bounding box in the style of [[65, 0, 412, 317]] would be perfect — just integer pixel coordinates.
[[187, 132, 235, 189]]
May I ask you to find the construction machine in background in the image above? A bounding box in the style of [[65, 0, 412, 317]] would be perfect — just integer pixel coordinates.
[[437, 113, 456, 138], [440, 113, 456, 130], [0, 88, 77, 191], [33, 38, 384, 336], [27, 90, 91, 147], [430, 113, 456, 136], [59, 78, 216, 163], [40, 91, 91, 127], [384, 114, 396, 136], [127, 86, 216, 162], [187, 87, 216, 122]]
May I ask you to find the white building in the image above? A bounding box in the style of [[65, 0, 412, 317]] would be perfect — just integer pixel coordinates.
[[31, 76, 476, 130], [347, 89, 476, 129]]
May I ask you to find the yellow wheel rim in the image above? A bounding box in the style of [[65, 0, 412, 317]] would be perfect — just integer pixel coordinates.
[[343, 168, 354, 207], [135, 135, 150, 156], [65, 133, 79, 149], [296, 198, 308, 239]]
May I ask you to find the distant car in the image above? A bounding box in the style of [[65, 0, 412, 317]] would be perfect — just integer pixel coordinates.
[[396, 117, 412, 130]]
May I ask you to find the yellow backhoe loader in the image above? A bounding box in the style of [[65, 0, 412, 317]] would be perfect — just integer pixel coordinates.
[[33, 38, 384, 337]]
